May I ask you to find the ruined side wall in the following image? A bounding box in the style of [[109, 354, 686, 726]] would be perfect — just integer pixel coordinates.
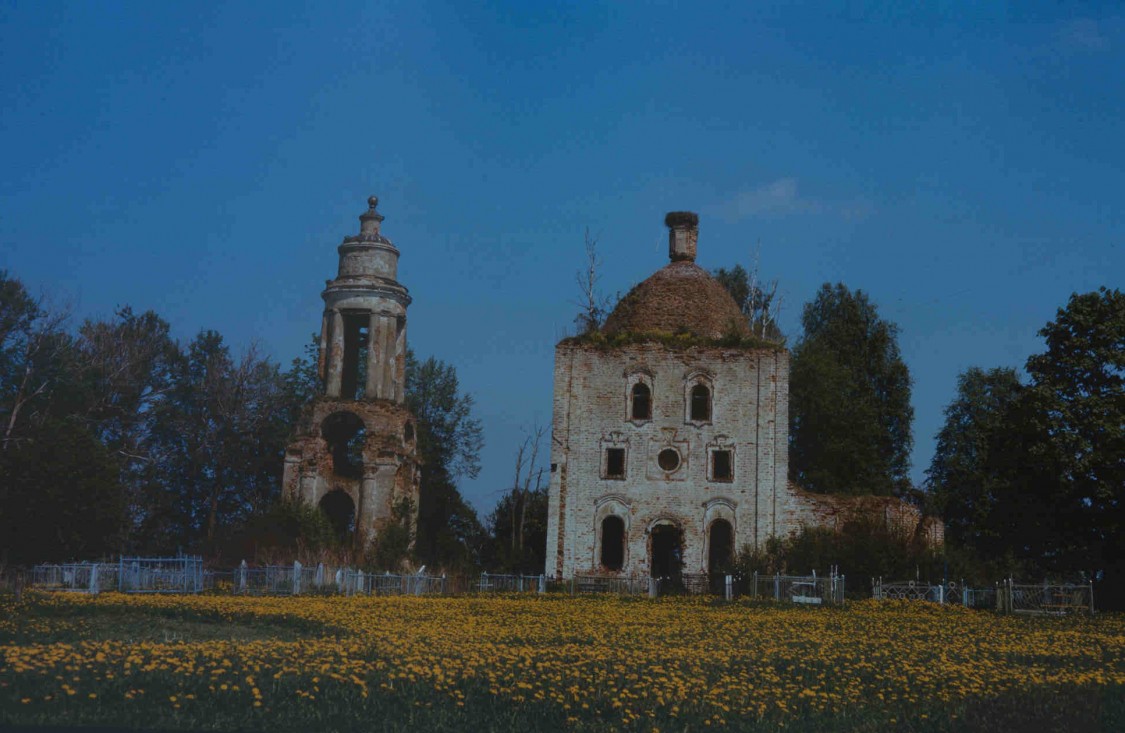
[[545, 342, 789, 578], [780, 484, 945, 546]]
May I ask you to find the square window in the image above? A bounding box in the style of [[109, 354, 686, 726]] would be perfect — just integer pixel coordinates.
[[606, 448, 626, 479], [711, 450, 733, 481]]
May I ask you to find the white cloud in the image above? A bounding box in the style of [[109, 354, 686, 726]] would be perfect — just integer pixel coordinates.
[[715, 177, 873, 222], [720, 177, 804, 219]]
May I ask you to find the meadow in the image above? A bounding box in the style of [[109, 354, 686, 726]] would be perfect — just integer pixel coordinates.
[[0, 591, 1122, 732]]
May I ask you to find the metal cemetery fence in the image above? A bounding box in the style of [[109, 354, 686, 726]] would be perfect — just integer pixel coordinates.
[[339, 569, 447, 596], [742, 572, 846, 606], [872, 578, 947, 604], [998, 579, 1094, 615], [31, 562, 114, 594], [31, 557, 202, 594], [569, 573, 651, 596], [871, 578, 1094, 614], [478, 573, 545, 593], [117, 556, 203, 594]]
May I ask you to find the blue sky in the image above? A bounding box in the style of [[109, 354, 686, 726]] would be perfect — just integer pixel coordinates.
[[2, 2, 1122, 517]]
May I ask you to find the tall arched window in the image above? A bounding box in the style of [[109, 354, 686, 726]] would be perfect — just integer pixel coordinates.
[[600, 516, 625, 571], [690, 384, 711, 422], [631, 383, 652, 421]]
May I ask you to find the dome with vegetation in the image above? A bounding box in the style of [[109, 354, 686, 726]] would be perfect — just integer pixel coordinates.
[[601, 260, 751, 341]]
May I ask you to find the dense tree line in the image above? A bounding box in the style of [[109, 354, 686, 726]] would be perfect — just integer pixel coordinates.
[[927, 288, 1123, 603], [715, 268, 1122, 603], [0, 270, 499, 571]]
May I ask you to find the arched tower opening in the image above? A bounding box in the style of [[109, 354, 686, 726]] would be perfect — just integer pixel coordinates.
[[321, 412, 366, 479]]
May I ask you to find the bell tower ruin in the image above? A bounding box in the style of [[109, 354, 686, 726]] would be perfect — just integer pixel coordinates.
[[281, 196, 420, 549]]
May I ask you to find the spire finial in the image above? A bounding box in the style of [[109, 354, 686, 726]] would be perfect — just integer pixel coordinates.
[[359, 195, 385, 235]]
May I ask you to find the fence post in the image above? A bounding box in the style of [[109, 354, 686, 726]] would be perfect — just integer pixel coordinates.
[[118, 556, 124, 592], [315, 563, 324, 588], [239, 561, 248, 594], [752, 571, 758, 600], [649, 577, 658, 599], [1089, 581, 1095, 614], [539, 575, 546, 594], [293, 561, 302, 595], [570, 576, 575, 596], [724, 574, 733, 602], [89, 564, 99, 595], [774, 573, 780, 602], [937, 583, 944, 605]]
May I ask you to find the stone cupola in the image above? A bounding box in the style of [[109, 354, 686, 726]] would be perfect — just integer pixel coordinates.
[[318, 196, 411, 403], [601, 211, 749, 340]]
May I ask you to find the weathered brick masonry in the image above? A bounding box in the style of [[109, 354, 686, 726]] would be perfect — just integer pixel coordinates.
[[281, 198, 420, 549], [545, 211, 940, 579]]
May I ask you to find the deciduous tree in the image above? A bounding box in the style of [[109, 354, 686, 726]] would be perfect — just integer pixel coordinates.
[[789, 283, 913, 496]]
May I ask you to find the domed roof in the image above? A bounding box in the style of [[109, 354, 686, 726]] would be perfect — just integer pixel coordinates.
[[602, 259, 750, 339]]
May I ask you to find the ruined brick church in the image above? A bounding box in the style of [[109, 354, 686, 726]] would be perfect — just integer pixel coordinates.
[[544, 212, 940, 579]]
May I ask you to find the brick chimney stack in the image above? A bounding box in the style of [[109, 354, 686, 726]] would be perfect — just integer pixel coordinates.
[[665, 211, 699, 262]]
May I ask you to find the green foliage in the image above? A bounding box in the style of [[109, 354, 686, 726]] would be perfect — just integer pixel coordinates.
[[0, 417, 125, 565], [237, 498, 337, 561], [732, 517, 946, 589], [367, 498, 415, 571], [485, 486, 548, 574], [405, 350, 486, 571], [789, 283, 913, 496], [562, 328, 782, 352], [712, 263, 785, 343], [926, 288, 1123, 606], [926, 367, 1023, 550]]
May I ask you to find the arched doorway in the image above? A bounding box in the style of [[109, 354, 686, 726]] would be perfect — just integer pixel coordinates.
[[708, 519, 733, 573], [649, 522, 683, 579], [319, 490, 356, 542], [600, 516, 625, 571]]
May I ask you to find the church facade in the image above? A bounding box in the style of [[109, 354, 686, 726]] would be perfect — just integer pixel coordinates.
[[544, 212, 940, 579]]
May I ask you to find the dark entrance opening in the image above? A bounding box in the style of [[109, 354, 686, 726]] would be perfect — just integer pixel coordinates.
[[321, 412, 366, 479], [600, 516, 625, 571], [708, 519, 733, 574], [319, 490, 356, 542], [649, 523, 683, 579]]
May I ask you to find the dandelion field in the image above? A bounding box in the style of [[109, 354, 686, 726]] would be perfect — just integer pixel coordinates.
[[1, 592, 1122, 732]]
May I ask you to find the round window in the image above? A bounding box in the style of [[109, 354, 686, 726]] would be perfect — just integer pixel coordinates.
[[657, 448, 681, 472]]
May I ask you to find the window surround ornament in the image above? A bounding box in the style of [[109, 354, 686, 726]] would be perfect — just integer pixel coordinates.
[[683, 370, 714, 426], [706, 434, 736, 483], [600, 431, 629, 480], [624, 368, 655, 425], [647, 427, 689, 481]]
